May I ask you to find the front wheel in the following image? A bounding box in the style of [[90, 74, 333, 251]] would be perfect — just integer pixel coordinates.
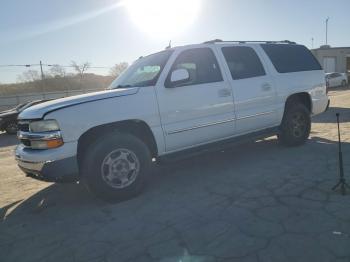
[[278, 103, 311, 146], [81, 132, 152, 201]]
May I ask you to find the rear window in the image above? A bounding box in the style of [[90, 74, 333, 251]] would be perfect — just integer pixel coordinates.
[[261, 44, 322, 73]]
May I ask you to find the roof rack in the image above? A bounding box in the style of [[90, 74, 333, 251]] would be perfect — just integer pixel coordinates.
[[203, 39, 296, 44]]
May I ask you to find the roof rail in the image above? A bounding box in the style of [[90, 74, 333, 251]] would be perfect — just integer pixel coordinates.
[[203, 39, 296, 44]]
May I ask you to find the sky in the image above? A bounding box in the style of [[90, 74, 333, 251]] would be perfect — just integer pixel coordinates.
[[1, 0, 350, 84]]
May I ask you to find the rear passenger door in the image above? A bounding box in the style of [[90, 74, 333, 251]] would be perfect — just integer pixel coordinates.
[[218, 45, 278, 134]]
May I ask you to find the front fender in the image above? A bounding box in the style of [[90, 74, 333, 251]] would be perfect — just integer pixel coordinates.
[[45, 87, 166, 155]]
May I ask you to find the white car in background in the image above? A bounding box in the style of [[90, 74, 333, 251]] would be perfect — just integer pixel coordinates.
[[326, 72, 348, 88]]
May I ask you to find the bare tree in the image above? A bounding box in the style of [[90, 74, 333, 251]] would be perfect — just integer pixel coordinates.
[[17, 70, 40, 83], [50, 64, 66, 78], [71, 61, 90, 81], [110, 62, 128, 78]]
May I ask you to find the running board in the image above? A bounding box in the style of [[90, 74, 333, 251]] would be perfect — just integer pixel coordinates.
[[159, 126, 279, 163]]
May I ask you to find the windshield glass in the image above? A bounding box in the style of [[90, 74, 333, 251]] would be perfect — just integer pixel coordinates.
[[109, 50, 173, 89]]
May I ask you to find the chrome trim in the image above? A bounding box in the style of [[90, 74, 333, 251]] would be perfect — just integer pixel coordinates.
[[17, 131, 62, 141], [236, 111, 275, 121], [18, 120, 30, 124], [16, 158, 47, 172], [167, 118, 236, 135], [167, 111, 276, 135]]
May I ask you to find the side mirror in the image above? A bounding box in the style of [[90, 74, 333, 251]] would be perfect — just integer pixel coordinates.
[[167, 68, 190, 88]]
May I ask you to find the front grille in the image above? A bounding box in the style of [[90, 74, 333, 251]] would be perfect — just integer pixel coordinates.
[[18, 121, 31, 147], [17, 121, 30, 132], [21, 139, 31, 147]]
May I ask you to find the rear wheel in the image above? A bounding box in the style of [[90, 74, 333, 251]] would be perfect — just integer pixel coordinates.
[[5, 121, 17, 134], [278, 102, 311, 146], [81, 132, 152, 201]]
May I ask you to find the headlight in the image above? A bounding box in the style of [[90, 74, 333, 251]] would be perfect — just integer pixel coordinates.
[[29, 120, 60, 132]]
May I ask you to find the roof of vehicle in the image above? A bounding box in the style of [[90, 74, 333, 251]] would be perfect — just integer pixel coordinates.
[[326, 72, 345, 75], [201, 39, 297, 44], [163, 39, 299, 52], [137, 40, 300, 61]]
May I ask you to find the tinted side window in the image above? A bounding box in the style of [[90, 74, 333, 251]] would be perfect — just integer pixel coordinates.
[[221, 46, 266, 80], [168, 48, 223, 87], [261, 44, 322, 73]]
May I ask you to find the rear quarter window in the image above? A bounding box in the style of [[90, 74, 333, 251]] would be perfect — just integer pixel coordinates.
[[261, 44, 322, 73]]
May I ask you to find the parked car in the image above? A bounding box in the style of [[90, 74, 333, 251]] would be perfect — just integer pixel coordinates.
[[326, 72, 348, 88], [0, 100, 50, 134], [15, 40, 329, 201]]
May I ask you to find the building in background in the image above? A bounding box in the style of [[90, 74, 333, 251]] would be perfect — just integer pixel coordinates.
[[311, 45, 350, 80]]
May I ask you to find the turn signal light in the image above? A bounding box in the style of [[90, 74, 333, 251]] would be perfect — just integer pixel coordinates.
[[46, 139, 64, 149], [31, 138, 64, 149]]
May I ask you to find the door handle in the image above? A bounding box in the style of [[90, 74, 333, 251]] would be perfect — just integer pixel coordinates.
[[261, 83, 272, 91], [218, 88, 232, 97]]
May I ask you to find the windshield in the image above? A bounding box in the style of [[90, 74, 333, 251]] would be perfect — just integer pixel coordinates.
[[109, 50, 173, 89]]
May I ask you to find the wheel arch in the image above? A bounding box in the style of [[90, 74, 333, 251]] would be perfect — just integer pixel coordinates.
[[77, 120, 158, 169], [284, 92, 312, 114]]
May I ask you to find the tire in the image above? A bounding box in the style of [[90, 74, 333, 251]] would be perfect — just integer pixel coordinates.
[[81, 132, 152, 201], [5, 121, 18, 134], [278, 102, 311, 146]]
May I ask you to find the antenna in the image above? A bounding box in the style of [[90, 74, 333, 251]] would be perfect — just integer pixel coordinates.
[[165, 40, 171, 49]]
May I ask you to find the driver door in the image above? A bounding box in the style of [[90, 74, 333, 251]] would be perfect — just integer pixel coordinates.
[[156, 47, 236, 152]]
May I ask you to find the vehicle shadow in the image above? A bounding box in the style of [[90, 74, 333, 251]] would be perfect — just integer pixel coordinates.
[[1, 136, 349, 261], [313, 106, 350, 123], [0, 132, 18, 148]]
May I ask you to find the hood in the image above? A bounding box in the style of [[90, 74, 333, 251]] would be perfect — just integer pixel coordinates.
[[19, 87, 139, 120]]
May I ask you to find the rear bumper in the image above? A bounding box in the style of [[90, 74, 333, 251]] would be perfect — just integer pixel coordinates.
[[325, 99, 330, 111], [312, 96, 329, 115]]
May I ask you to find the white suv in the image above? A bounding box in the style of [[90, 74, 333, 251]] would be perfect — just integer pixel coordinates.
[[15, 40, 329, 200]]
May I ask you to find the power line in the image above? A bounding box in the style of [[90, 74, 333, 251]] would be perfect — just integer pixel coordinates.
[[0, 64, 37, 67], [0, 63, 112, 69]]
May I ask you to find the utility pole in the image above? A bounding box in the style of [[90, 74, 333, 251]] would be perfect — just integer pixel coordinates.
[[325, 17, 330, 45], [39, 60, 45, 93], [39, 60, 45, 80]]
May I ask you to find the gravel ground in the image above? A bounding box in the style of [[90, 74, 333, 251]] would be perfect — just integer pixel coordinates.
[[0, 88, 350, 262]]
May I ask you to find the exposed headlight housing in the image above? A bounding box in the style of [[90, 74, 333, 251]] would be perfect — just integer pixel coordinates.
[[18, 119, 63, 149], [29, 120, 60, 132]]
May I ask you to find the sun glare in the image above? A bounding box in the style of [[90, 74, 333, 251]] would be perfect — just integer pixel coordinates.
[[124, 0, 201, 37]]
